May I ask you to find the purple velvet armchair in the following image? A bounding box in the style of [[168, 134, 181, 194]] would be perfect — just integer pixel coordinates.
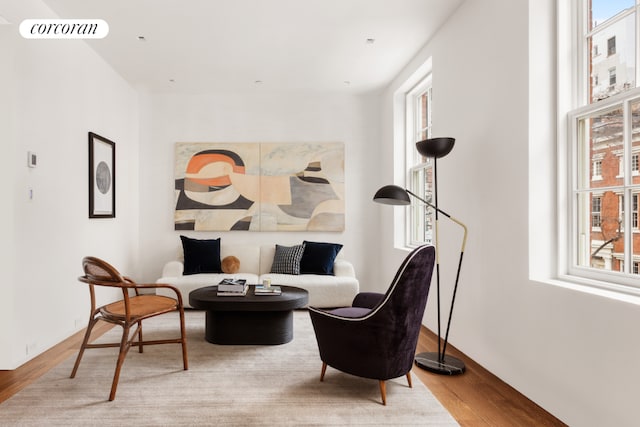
[[308, 244, 436, 405]]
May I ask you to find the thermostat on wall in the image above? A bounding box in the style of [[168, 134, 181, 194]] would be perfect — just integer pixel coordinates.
[[27, 151, 37, 168]]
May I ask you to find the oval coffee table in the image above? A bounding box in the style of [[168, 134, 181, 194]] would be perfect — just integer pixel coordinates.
[[189, 285, 309, 345]]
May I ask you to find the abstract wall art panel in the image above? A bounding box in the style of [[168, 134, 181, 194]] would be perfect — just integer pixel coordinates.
[[174, 142, 344, 231]]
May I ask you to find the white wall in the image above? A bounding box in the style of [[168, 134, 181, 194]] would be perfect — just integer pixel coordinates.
[[0, 23, 17, 369], [0, 0, 140, 369], [137, 90, 381, 288], [379, 1, 640, 426]]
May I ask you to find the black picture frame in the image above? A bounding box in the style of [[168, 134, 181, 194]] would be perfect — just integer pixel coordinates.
[[88, 132, 116, 218]]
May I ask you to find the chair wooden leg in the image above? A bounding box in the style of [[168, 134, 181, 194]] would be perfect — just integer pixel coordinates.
[[320, 362, 327, 382], [70, 317, 98, 378], [179, 307, 189, 370], [406, 371, 413, 388], [137, 321, 143, 353], [379, 380, 387, 405], [109, 325, 132, 401]]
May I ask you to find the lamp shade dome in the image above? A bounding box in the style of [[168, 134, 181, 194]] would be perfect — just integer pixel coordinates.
[[416, 137, 455, 158], [373, 185, 411, 205]]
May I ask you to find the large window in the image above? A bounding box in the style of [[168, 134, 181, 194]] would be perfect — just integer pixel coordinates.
[[406, 76, 433, 246], [568, 0, 640, 286]]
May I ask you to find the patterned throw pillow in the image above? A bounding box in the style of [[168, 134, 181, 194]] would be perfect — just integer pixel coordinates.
[[270, 244, 305, 275]]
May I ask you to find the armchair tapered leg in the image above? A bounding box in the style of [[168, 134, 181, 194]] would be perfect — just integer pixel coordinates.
[[406, 371, 412, 388], [137, 321, 143, 353], [179, 307, 188, 370], [70, 317, 98, 378], [320, 362, 327, 382], [109, 325, 132, 401], [379, 380, 387, 405]]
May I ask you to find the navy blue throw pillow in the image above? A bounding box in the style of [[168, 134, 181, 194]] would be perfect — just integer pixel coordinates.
[[180, 235, 221, 275], [300, 241, 343, 275]]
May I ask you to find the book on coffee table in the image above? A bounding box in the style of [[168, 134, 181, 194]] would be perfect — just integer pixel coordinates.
[[254, 285, 281, 296], [218, 279, 247, 292], [216, 285, 249, 297]]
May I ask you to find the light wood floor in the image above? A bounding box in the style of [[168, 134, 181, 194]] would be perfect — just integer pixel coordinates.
[[0, 319, 566, 426], [413, 327, 567, 426]]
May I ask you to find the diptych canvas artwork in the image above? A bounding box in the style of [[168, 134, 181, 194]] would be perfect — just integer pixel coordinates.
[[174, 142, 345, 231]]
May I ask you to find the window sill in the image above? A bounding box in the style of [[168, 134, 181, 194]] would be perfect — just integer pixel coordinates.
[[535, 275, 640, 306]]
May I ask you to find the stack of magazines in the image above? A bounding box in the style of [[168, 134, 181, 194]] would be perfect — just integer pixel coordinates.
[[254, 285, 281, 295], [217, 279, 248, 296]]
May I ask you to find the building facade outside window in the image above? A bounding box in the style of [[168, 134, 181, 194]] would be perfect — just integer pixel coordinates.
[[568, 0, 640, 286]]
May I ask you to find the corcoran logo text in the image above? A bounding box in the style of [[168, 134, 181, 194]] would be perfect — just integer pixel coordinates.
[[19, 19, 109, 39]]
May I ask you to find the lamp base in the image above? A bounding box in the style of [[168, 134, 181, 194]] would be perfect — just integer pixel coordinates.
[[414, 352, 465, 375]]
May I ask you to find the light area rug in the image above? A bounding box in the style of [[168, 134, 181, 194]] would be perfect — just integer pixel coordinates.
[[0, 310, 459, 426]]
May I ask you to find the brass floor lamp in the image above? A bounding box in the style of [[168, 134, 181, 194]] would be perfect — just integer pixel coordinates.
[[373, 137, 467, 375]]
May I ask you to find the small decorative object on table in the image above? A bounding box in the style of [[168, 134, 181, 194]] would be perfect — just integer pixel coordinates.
[[217, 279, 248, 296], [254, 285, 281, 296]]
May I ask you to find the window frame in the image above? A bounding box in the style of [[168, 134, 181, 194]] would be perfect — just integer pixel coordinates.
[[563, 0, 640, 289], [633, 192, 639, 228], [592, 158, 603, 179], [392, 57, 433, 250], [405, 75, 434, 247], [591, 194, 602, 229], [568, 92, 640, 286], [609, 67, 617, 86], [608, 36, 616, 56]]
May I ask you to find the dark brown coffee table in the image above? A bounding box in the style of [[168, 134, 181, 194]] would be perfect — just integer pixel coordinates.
[[189, 285, 309, 345]]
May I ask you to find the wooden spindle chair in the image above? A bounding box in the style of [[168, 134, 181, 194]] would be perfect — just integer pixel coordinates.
[[70, 256, 188, 401]]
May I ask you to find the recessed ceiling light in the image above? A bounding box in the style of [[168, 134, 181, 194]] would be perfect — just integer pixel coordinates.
[[169, 79, 175, 83], [365, 38, 375, 44], [137, 35, 146, 41], [254, 80, 263, 84]]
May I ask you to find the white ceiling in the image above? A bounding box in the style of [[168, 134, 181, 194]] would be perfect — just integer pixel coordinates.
[[41, 0, 462, 93]]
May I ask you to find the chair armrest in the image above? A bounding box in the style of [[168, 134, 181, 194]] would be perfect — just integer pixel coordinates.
[[333, 259, 355, 277], [134, 283, 185, 306], [352, 292, 384, 309], [162, 261, 184, 277]]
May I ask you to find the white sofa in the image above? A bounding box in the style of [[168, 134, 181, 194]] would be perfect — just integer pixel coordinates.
[[156, 243, 359, 308]]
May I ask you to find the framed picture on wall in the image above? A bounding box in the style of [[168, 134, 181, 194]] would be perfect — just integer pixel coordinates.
[[88, 132, 116, 218]]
